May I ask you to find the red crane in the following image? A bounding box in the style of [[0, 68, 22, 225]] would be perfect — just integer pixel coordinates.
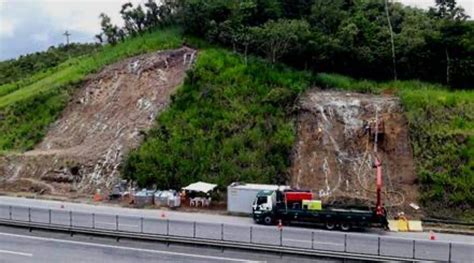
[[374, 157, 384, 216]]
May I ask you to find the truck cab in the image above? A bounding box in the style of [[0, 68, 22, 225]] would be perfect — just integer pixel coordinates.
[[251, 190, 277, 224]]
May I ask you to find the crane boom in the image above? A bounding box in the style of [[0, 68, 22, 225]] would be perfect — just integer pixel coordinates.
[[374, 157, 384, 216]]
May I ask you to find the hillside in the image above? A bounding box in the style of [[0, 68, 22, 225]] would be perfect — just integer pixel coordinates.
[[0, 28, 472, 220], [0, 47, 195, 195], [316, 74, 473, 220], [292, 91, 417, 217], [0, 43, 100, 86], [0, 28, 183, 151]]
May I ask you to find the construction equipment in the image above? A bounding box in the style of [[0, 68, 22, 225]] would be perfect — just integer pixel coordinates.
[[252, 183, 389, 230], [252, 111, 391, 230]]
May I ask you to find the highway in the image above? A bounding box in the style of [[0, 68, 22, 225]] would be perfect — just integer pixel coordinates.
[[0, 225, 338, 263], [0, 196, 471, 243], [0, 196, 473, 262]]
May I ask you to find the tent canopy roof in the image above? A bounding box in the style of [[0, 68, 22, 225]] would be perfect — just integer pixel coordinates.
[[182, 181, 217, 193]]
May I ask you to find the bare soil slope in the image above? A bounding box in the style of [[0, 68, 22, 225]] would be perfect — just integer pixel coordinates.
[[291, 90, 418, 216], [0, 47, 196, 196]]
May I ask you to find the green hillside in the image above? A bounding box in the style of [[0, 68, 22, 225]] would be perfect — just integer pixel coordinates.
[[123, 48, 312, 188], [0, 43, 100, 86], [1, 0, 473, 220], [0, 27, 183, 151]]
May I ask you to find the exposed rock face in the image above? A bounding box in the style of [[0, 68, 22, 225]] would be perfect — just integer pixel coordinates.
[[291, 90, 418, 215], [0, 47, 196, 196]]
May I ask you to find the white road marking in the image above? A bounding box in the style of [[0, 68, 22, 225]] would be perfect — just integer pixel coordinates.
[[0, 232, 258, 262], [0, 249, 33, 257]]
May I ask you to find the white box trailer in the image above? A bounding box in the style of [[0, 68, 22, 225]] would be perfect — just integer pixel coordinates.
[[227, 182, 289, 214]]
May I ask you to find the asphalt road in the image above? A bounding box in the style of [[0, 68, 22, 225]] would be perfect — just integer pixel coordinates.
[[0, 196, 471, 243], [0, 196, 473, 262], [0, 226, 341, 263]]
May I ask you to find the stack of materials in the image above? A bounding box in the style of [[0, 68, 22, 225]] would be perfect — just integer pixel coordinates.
[[154, 190, 180, 208], [134, 189, 155, 207]]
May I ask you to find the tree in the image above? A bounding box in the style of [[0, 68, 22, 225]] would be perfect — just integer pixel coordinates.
[[429, 0, 469, 21], [95, 33, 104, 43], [132, 5, 147, 32], [429, 0, 469, 85], [144, 0, 160, 28], [121, 3, 138, 36], [120, 3, 147, 35], [251, 19, 310, 64], [99, 13, 119, 45]]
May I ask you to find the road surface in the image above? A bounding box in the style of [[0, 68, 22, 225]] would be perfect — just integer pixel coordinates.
[[0, 225, 339, 263], [0, 196, 471, 243]]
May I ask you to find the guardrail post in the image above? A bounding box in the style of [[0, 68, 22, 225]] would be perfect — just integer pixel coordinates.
[[193, 221, 196, 238], [377, 236, 381, 256], [448, 243, 452, 262], [92, 213, 95, 229], [140, 217, 143, 233], [28, 208, 31, 222], [166, 219, 169, 235], [311, 231, 314, 249], [221, 224, 224, 241], [279, 228, 283, 246], [48, 209, 52, 224], [344, 234, 347, 252], [412, 240, 416, 259], [250, 226, 253, 243], [9, 206, 12, 220], [69, 211, 72, 227], [116, 215, 119, 231]]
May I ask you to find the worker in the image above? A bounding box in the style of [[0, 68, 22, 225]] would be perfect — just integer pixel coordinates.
[[397, 212, 409, 232]]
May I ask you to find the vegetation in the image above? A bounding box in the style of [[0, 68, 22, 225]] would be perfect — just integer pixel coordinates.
[[0, 27, 183, 151], [123, 48, 312, 188], [316, 73, 473, 219], [2, 0, 472, 219], [0, 43, 100, 86], [96, 0, 473, 89], [175, 0, 473, 89]]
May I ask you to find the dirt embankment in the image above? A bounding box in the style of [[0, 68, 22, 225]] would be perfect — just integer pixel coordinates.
[[291, 90, 420, 217], [0, 47, 196, 196]]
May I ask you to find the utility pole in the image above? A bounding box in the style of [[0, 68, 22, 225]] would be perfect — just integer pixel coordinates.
[[384, 0, 397, 81], [63, 30, 71, 46]]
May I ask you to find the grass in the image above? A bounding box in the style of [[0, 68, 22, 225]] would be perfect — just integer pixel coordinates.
[[2, 26, 471, 220], [0, 27, 184, 151], [316, 73, 474, 220], [122, 48, 312, 189]]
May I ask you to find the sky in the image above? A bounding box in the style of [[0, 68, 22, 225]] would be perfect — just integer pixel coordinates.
[[0, 0, 473, 61]]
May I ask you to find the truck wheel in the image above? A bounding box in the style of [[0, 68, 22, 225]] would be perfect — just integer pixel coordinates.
[[263, 216, 273, 225], [325, 222, 336, 230], [340, 223, 351, 231]]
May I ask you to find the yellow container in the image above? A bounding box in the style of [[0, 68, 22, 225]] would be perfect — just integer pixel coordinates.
[[302, 200, 322, 210]]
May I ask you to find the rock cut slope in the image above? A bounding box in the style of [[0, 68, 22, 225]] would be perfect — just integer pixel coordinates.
[[291, 90, 418, 216], [0, 47, 196, 196]]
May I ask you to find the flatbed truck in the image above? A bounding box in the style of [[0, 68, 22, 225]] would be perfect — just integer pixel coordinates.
[[252, 158, 389, 231]]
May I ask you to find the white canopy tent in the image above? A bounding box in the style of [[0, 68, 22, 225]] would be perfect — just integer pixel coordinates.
[[182, 181, 217, 193]]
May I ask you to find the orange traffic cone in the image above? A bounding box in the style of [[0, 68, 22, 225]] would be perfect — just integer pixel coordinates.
[[277, 219, 283, 230], [93, 192, 102, 202], [429, 230, 436, 240], [161, 211, 166, 218]]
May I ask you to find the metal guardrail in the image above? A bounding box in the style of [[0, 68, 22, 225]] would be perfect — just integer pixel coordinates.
[[0, 204, 471, 262], [422, 218, 474, 226]]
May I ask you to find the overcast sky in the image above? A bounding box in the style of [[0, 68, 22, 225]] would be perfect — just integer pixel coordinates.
[[0, 0, 473, 61]]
